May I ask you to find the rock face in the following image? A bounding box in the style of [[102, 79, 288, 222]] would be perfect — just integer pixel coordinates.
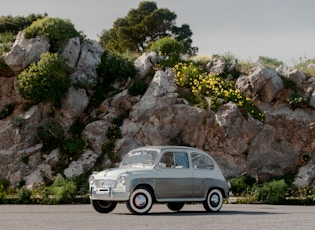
[[2, 31, 50, 73], [1, 32, 315, 190]]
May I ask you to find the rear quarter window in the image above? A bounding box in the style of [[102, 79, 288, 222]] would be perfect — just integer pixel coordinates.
[[191, 152, 214, 170]]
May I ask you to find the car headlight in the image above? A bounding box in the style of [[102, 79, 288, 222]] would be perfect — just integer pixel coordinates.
[[119, 175, 126, 185]]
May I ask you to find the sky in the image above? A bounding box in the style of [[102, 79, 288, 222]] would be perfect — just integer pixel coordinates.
[[2, 0, 315, 65]]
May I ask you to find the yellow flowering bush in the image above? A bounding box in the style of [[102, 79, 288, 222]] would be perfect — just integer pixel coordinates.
[[174, 62, 265, 121]]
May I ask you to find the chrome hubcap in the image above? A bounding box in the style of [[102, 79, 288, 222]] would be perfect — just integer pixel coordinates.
[[210, 194, 219, 206], [135, 194, 146, 207]]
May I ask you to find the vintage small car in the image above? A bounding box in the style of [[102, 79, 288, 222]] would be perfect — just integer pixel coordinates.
[[89, 146, 230, 214]]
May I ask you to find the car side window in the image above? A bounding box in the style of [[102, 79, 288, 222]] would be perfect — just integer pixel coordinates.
[[160, 152, 189, 168], [191, 152, 214, 170]]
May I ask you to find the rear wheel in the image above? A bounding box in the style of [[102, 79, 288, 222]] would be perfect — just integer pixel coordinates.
[[167, 202, 185, 212], [91, 200, 117, 213], [126, 187, 153, 214], [203, 189, 223, 212]]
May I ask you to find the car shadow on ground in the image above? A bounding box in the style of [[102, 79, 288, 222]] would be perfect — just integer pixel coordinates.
[[117, 210, 282, 216]]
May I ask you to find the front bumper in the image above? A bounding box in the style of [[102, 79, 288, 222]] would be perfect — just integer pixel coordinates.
[[89, 186, 130, 201]]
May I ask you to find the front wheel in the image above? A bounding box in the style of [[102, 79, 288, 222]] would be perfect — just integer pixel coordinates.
[[91, 200, 117, 213], [203, 189, 223, 212], [126, 187, 153, 214]]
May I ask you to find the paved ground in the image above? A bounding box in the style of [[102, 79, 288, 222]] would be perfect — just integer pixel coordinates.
[[0, 204, 314, 230]]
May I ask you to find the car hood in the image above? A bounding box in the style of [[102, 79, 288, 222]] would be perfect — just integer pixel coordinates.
[[93, 166, 154, 179]]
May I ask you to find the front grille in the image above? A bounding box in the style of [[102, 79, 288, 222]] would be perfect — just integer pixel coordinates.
[[94, 179, 116, 188]]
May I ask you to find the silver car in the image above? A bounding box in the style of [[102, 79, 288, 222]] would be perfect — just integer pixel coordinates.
[[89, 146, 230, 214]]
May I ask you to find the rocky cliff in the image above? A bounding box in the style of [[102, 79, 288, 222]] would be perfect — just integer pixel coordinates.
[[1, 32, 315, 190]]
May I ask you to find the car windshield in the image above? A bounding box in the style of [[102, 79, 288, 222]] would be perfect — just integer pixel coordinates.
[[120, 150, 158, 167]]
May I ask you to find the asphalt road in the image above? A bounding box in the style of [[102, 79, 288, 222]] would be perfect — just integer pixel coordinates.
[[0, 204, 314, 230]]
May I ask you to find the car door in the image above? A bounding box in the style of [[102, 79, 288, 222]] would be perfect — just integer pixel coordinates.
[[155, 151, 193, 199]]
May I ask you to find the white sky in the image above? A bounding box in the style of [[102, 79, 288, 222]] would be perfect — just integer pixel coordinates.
[[1, 0, 315, 65]]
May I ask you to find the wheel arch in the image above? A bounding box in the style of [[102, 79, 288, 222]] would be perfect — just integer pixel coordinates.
[[205, 186, 227, 199], [130, 182, 156, 202]]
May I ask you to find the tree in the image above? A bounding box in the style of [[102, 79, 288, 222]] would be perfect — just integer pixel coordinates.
[[0, 13, 47, 33], [99, 1, 198, 56]]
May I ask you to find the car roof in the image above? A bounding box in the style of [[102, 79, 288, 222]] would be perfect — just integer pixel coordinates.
[[131, 146, 206, 153]]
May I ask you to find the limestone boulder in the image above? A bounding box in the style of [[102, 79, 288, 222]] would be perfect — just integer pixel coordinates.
[[64, 150, 98, 178], [134, 51, 163, 79], [61, 37, 81, 69], [2, 31, 50, 73], [60, 86, 89, 119], [82, 120, 110, 154], [206, 56, 226, 75], [70, 40, 103, 86], [294, 160, 315, 190], [130, 68, 178, 121], [285, 69, 307, 88], [309, 91, 315, 109], [236, 67, 284, 102]]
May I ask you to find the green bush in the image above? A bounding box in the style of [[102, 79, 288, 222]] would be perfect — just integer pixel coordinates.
[[11, 116, 27, 127], [147, 37, 185, 67], [69, 120, 85, 137], [17, 52, 70, 103], [128, 79, 149, 96], [0, 103, 14, 120], [0, 32, 16, 54], [288, 93, 308, 109], [258, 56, 283, 69], [173, 62, 265, 121], [48, 175, 77, 204], [37, 121, 64, 149], [229, 175, 256, 196], [251, 179, 288, 204], [294, 58, 315, 78], [97, 51, 137, 84], [24, 17, 81, 52], [112, 111, 130, 127], [61, 137, 85, 159], [16, 187, 32, 204]]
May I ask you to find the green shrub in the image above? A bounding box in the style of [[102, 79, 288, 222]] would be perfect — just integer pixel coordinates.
[[0, 184, 6, 204], [0, 103, 14, 120], [17, 52, 70, 103], [37, 121, 64, 149], [294, 58, 315, 78], [61, 137, 85, 159], [251, 179, 288, 204], [112, 111, 130, 127], [101, 140, 120, 163], [69, 120, 85, 136], [24, 17, 81, 52], [229, 175, 256, 196], [237, 60, 256, 75], [100, 124, 122, 164], [16, 187, 32, 204], [106, 124, 122, 139], [0, 32, 16, 54], [97, 51, 137, 84], [11, 116, 27, 127], [288, 93, 308, 109], [258, 56, 283, 69], [147, 37, 185, 67], [128, 79, 149, 96], [48, 174, 77, 204], [21, 156, 29, 165], [173, 62, 265, 121]]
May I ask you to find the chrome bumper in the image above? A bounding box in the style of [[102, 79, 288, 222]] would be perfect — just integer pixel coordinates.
[[89, 187, 130, 201]]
